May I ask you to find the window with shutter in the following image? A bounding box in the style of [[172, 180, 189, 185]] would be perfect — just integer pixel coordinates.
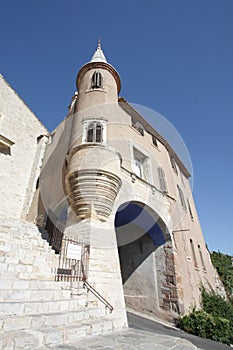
[[131, 117, 144, 136], [134, 158, 143, 178], [170, 155, 178, 174], [152, 135, 158, 147], [158, 167, 168, 193], [177, 185, 187, 209], [133, 148, 150, 182], [187, 199, 194, 219], [190, 239, 198, 268], [198, 245, 206, 270]]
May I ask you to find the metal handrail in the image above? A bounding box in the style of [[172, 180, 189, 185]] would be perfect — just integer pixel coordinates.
[[83, 280, 113, 313]]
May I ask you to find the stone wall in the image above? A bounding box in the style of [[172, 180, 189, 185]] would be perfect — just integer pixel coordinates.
[[0, 75, 48, 220]]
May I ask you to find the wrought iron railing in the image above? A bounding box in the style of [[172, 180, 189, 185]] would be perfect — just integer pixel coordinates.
[[83, 280, 113, 313], [55, 235, 113, 313], [55, 236, 89, 282]]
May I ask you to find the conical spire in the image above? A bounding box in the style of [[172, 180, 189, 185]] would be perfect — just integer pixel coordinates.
[[90, 39, 107, 63]]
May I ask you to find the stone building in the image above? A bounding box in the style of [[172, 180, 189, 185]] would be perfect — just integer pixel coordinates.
[[0, 43, 224, 348]]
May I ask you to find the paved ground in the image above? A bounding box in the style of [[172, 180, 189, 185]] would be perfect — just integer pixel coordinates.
[[127, 311, 231, 350], [49, 328, 201, 350], [44, 311, 232, 350]]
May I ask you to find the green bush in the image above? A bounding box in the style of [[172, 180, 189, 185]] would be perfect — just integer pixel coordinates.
[[179, 310, 232, 345], [178, 289, 233, 345], [201, 288, 233, 344], [211, 251, 233, 300]]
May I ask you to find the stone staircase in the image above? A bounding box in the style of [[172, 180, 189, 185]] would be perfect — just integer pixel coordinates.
[[0, 218, 115, 349]]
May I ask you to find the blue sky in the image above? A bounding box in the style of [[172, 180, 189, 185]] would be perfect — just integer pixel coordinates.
[[1, 0, 232, 255]]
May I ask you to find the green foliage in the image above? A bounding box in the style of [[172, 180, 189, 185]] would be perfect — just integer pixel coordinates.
[[211, 251, 233, 300], [179, 310, 231, 344], [178, 288, 233, 345]]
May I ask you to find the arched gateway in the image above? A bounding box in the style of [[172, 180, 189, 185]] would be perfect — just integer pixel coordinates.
[[115, 201, 179, 318]]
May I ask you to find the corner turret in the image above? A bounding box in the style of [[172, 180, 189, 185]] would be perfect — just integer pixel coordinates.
[[75, 41, 121, 110]]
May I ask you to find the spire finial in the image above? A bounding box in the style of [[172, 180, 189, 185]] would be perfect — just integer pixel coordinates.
[[90, 39, 107, 63]]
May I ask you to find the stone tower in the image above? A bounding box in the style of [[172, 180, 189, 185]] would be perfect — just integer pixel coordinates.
[[37, 42, 224, 322]]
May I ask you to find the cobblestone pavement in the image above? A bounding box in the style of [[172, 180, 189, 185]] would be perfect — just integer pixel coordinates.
[[44, 328, 202, 350]]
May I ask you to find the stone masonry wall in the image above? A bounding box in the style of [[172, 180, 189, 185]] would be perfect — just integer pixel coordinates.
[[154, 242, 179, 317], [0, 75, 48, 219]]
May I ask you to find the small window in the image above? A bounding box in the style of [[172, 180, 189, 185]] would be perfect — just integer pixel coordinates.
[[0, 134, 14, 155], [158, 167, 168, 193], [133, 148, 150, 181], [91, 71, 103, 89], [87, 122, 103, 143], [177, 185, 187, 209], [170, 155, 178, 174], [187, 199, 194, 219], [131, 117, 144, 136], [49, 132, 55, 144], [190, 239, 198, 268], [152, 135, 158, 147], [198, 245, 206, 270]]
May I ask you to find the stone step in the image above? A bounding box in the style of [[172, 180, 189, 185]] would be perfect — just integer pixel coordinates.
[[0, 317, 115, 349], [0, 270, 56, 281], [0, 287, 80, 302], [0, 296, 92, 316], [0, 307, 106, 332], [0, 264, 57, 282], [0, 235, 57, 254], [1, 261, 54, 272], [0, 278, 76, 290]]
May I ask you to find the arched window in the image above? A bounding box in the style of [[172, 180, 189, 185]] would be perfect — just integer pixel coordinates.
[[86, 122, 103, 143], [91, 71, 103, 89]]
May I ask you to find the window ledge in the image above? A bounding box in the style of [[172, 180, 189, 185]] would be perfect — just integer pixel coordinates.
[[0, 134, 14, 148], [85, 88, 106, 94], [0, 134, 14, 155]]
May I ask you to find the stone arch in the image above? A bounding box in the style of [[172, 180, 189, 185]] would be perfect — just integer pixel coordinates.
[[115, 201, 178, 319], [115, 201, 170, 282]]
